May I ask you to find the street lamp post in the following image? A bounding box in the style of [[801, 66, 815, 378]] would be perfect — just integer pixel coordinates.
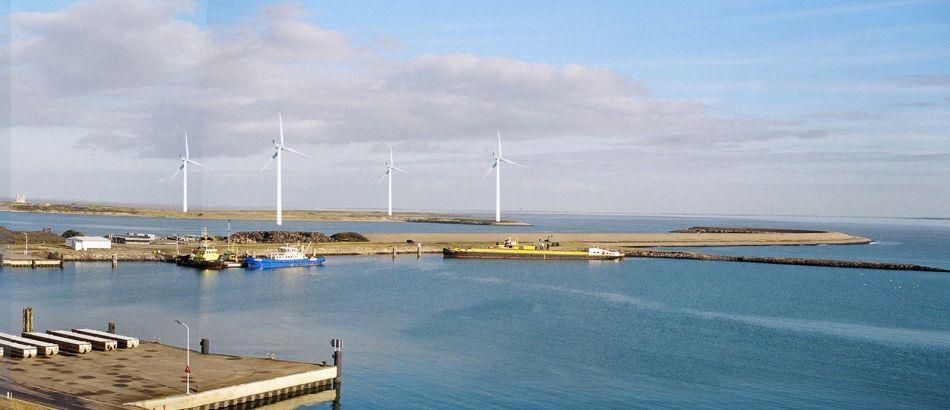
[[175, 320, 191, 394]]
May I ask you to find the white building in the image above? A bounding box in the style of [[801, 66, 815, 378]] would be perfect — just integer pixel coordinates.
[[65, 236, 112, 251]]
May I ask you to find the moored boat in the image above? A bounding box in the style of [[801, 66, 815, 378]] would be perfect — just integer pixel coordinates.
[[176, 242, 222, 268], [246, 246, 325, 269]]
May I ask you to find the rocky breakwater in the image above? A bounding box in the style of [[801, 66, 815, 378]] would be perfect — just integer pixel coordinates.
[[624, 249, 950, 272], [228, 231, 368, 243]]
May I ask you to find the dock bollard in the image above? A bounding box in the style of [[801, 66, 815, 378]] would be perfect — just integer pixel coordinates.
[[200, 338, 210, 354], [331, 339, 343, 386], [108, 321, 115, 334], [23, 307, 33, 333]]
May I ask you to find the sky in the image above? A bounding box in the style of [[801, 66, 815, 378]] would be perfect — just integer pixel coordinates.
[[1, 0, 948, 218]]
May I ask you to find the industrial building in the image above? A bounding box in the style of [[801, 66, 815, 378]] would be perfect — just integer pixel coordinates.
[[111, 233, 156, 244], [65, 236, 112, 251]]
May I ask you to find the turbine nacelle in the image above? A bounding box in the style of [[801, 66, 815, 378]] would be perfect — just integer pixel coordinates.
[[379, 155, 408, 182], [172, 133, 212, 181]]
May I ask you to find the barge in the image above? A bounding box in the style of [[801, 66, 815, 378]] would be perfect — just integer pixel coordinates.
[[443, 238, 623, 261]]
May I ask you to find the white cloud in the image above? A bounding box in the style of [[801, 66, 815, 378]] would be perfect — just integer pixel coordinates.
[[5, 1, 946, 217], [6, 0, 800, 159]]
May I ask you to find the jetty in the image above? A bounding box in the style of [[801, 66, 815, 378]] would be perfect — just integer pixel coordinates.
[[0, 253, 63, 268], [2, 310, 343, 410], [1, 342, 340, 409], [624, 249, 950, 272]]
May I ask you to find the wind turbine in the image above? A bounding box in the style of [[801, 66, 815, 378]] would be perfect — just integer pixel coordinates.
[[260, 112, 312, 225], [379, 145, 408, 216], [171, 131, 212, 213], [482, 131, 525, 222]]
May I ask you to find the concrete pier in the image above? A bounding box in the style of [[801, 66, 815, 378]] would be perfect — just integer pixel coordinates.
[[0, 257, 62, 268], [0, 341, 338, 410]]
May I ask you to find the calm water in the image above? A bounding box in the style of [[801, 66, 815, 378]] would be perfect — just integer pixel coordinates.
[[1, 213, 949, 408]]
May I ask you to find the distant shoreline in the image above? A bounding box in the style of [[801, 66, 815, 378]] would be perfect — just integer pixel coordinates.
[[9, 225, 946, 272], [0, 202, 529, 226], [2, 229, 873, 260]]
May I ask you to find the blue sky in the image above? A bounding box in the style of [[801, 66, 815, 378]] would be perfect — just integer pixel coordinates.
[[3, 0, 949, 217], [205, 1, 950, 102]]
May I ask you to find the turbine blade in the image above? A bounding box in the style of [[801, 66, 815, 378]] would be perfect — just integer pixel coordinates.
[[282, 146, 313, 159], [184, 131, 190, 159], [497, 130, 502, 157], [482, 164, 495, 180], [260, 151, 278, 172], [170, 164, 183, 181], [278, 112, 285, 146], [499, 157, 526, 168], [378, 172, 388, 182], [392, 166, 409, 174], [187, 159, 213, 170]]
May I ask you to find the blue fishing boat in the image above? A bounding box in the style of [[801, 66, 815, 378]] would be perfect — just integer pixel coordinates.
[[245, 246, 325, 269]]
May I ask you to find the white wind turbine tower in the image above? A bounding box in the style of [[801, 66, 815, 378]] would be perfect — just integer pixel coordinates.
[[260, 112, 313, 225], [483, 131, 525, 222], [379, 145, 408, 216], [171, 132, 212, 213]]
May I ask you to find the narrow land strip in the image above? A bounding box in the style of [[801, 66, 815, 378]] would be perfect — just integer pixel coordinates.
[[0, 202, 524, 225], [5, 228, 946, 272], [623, 249, 950, 273], [3, 231, 873, 262], [361, 231, 873, 247]]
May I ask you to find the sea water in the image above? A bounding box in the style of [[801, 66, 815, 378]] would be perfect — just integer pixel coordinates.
[[0, 213, 948, 408]]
